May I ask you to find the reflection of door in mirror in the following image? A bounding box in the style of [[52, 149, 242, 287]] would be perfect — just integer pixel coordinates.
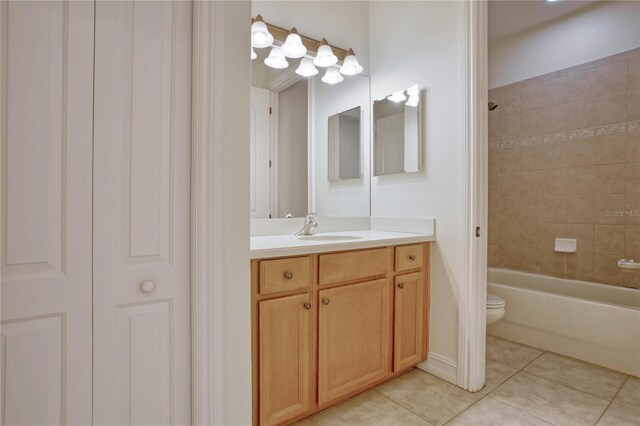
[[250, 78, 308, 219], [375, 112, 405, 175], [328, 107, 361, 181]]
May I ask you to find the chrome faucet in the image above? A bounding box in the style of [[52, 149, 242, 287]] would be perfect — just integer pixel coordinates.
[[296, 213, 318, 236]]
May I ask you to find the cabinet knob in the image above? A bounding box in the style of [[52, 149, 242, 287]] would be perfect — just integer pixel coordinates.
[[303, 302, 312, 310], [285, 271, 293, 279], [140, 280, 155, 293], [398, 283, 405, 289], [409, 255, 416, 261], [322, 297, 330, 305]]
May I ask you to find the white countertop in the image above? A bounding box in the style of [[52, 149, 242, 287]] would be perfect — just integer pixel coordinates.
[[250, 230, 435, 259]]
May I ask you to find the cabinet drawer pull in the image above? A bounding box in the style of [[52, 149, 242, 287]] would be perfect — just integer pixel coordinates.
[[303, 302, 312, 310], [140, 280, 155, 293], [409, 255, 416, 261], [398, 283, 405, 289], [285, 271, 293, 279], [322, 297, 330, 305]]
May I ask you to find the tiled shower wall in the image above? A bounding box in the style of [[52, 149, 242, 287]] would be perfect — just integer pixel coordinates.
[[488, 48, 640, 288]]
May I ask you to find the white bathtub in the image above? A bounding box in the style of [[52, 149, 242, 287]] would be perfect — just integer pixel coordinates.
[[487, 268, 640, 377]]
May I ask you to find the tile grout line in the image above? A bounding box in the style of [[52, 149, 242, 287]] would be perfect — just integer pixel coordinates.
[[371, 386, 437, 426], [593, 376, 630, 425], [441, 392, 491, 426], [515, 351, 629, 402]]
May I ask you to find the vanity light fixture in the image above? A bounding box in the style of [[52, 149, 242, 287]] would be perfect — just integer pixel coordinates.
[[405, 85, 419, 107], [314, 39, 339, 67], [322, 67, 344, 84], [264, 47, 288, 69], [387, 90, 407, 103], [251, 15, 274, 48], [296, 57, 319, 77], [339, 49, 363, 75], [281, 27, 307, 58], [250, 16, 362, 84]]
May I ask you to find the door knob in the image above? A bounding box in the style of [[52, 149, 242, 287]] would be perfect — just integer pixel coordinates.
[[322, 297, 330, 305], [303, 302, 312, 310], [285, 271, 294, 279], [398, 283, 405, 289], [140, 280, 155, 293]]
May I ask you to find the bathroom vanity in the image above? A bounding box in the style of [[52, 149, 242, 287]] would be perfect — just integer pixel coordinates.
[[250, 233, 432, 425]]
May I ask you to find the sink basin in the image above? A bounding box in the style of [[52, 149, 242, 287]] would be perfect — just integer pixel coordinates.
[[296, 234, 362, 241]]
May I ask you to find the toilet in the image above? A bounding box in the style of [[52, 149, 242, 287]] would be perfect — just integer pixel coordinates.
[[486, 293, 506, 325]]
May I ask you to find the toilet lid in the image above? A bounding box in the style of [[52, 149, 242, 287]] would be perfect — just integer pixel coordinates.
[[487, 293, 505, 308]]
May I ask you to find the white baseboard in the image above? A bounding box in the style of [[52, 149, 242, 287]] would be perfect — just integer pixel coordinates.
[[417, 352, 458, 385]]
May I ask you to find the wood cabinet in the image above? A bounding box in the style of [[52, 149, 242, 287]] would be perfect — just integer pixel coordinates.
[[258, 294, 313, 425], [251, 242, 430, 425], [393, 272, 424, 372], [318, 279, 390, 405]]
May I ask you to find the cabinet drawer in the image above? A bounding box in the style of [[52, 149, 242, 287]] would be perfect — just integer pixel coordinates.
[[395, 244, 423, 272], [259, 257, 311, 295], [319, 248, 389, 286]]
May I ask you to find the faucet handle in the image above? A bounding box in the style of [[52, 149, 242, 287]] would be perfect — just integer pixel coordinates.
[[306, 212, 318, 222]]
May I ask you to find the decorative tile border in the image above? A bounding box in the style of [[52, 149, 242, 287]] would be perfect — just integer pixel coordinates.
[[489, 121, 637, 151]]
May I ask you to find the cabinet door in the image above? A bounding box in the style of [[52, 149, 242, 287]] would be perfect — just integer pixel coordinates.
[[394, 272, 424, 372], [1, 1, 94, 424], [318, 279, 390, 405], [259, 294, 312, 425]]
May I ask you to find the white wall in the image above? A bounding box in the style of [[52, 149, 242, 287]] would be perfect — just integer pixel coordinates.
[[369, 1, 466, 373], [489, 1, 640, 88], [252, 1, 369, 73], [278, 80, 308, 217]]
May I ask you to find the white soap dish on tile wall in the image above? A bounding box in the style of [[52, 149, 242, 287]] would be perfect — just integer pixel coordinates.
[[555, 238, 577, 253]]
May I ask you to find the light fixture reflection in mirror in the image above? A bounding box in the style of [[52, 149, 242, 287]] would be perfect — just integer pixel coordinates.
[[328, 107, 361, 181], [373, 85, 422, 176]]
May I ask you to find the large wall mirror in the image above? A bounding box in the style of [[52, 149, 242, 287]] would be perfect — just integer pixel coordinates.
[[373, 85, 422, 176], [250, 49, 371, 219]]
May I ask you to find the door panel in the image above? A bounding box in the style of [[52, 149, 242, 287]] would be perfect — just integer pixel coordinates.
[[259, 294, 312, 425], [250, 87, 271, 219], [318, 279, 390, 405], [1, 1, 94, 424], [93, 1, 192, 424], [394, 272, 424, 372]]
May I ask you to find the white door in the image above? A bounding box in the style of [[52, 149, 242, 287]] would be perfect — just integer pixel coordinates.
[[0, 1, 94, 424], [92, 1, 192, 424], [250, 87, 271, 218]]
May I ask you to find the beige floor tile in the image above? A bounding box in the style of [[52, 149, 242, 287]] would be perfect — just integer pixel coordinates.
[[294, 389, 432, 426], [481, 358, 518, 395], [596, 402, 640, 426], [523, 352, 627, 400], [486, 335, 543, 369], [490, 371, 609, 426], [375, 369, 481, 426], [615, 376, 640, 409], [446, 396, 552, 426]]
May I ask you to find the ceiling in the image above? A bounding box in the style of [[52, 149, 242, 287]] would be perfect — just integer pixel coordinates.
[[488, 0, 600, 42]]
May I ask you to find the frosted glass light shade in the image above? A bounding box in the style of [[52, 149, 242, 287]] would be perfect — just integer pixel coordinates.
[[264, 47, 288, 69], [339, 53, 363, 75], [387, 91, 407, 103], [314, 43, 338, 67], [322, 67, 343, 85], [281, 32, 307, 58], [251, 20, 274, 48], [251, 46, 257, 60], [296, 57, 319, 77]]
